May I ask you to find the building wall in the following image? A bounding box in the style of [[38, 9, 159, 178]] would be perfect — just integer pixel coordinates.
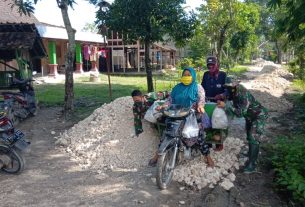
[[0, 60, 18, 71], [40, 38, 105, 75], [40, 39, 67, 75]]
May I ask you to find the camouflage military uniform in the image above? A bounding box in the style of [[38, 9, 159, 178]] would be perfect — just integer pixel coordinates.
[[133, 101, 150, 136], [227, 84, 268, 144], [226, 84, 268, 173]]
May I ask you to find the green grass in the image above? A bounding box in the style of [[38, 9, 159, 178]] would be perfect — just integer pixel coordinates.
[[269, 80, 305, 204], [35, 73, 178, 120], [34, 67, 248, 120], [35, 75, 171, 105], [292, 79, 305, 91], [290, 79, 305, 104], [226, 66, 248, 77]]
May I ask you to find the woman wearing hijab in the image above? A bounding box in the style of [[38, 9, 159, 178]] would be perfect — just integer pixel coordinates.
[[149, 68, 214, 167], [170, 67, 205, 111]]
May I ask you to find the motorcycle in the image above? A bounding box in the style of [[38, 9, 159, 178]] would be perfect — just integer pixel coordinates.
[[1, 78, 37, 125], [156, 105, 203, 189], [0, 112, 30, 174], [156, 104, 228, 190]]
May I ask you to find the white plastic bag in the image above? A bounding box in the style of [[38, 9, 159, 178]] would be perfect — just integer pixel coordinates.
[[182, 112, 199, 138], [144, 101, 163, 123], [211, 107, 228, 129]]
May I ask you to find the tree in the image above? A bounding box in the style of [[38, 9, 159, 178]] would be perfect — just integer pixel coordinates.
[[92, 0, 196, 92], [230, 2, 260, 62], [197, 0, 235, 61], [268, 0, 305, 42], [269, 0, 305, 78], [196, 0, 259, 64], [81, 22, 98, 33], [230, 31, 250, 61], [188, 25, 210, 61], [13, 0, 76, 116]]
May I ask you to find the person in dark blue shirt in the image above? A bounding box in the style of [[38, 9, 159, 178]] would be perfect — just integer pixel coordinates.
[[201, 56, 229, 151], [201, 56, 228, 102]]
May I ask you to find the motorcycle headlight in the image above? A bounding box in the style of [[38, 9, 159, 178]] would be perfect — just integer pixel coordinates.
[[165, 120, 182, 137]]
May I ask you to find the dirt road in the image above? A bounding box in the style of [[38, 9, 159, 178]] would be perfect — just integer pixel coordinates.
[[0, 63, 290, 207], [0, 107, 212, 207]]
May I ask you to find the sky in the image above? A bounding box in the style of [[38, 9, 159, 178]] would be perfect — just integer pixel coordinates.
[[34, 0, 204, 31]]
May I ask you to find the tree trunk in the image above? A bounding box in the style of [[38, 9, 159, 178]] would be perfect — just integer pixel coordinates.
[[144, 39, 154, 92], [217, 21, 230, 63], [60, 1, 75, 115], [299, 55, 305, 80], [275, 40, 282, 64], [234, 49, 240, 64]]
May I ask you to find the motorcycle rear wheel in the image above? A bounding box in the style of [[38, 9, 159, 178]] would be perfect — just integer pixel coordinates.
[[156, 147, 176, 190], [0, 145, 25, 174]]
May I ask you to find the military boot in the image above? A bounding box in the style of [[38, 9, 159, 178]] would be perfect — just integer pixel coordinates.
[[244, 143, 259, 173]]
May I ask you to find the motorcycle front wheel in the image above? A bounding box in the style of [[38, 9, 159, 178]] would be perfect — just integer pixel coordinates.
[[6, 106, 19, 126], [0, 145, 25, 174], [156, 146, 176, 190]]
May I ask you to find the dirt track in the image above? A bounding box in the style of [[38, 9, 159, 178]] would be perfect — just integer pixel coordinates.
[[0, 63, 290, 207], [0, 107, 210, 207]]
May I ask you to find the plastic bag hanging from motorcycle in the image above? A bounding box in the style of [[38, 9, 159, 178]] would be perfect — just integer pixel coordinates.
[[182, 112, 199, 138], [211, 107, 228, 129]]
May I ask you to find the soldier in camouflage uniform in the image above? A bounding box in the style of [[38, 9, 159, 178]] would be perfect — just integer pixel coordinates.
[[131, 90, 151, 136], [219, 83, 268, 173]]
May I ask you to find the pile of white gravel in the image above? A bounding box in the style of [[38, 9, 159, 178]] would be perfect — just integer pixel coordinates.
[[55, 61, 291, 191], [173, 137, 245, 190], [55, 96, 246, 190], [242, 63, 293, 112], [55, 97, 159, 170]]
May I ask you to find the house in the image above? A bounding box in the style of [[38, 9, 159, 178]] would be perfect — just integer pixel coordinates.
[[0, 0, 46, 88], [1, 0, 178, 81], [36, 23, 106, 76], [106, 31, 177, 73], [36, 27, 178, 75]]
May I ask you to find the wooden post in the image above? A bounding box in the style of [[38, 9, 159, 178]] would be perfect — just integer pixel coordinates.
[[173, 51, 176, 67], [123, 45, 125, 73], [111, 47, 114, 73], [104, 37, 112, 101], [137, 40, 140, 72], [160, 50, 163, 70]]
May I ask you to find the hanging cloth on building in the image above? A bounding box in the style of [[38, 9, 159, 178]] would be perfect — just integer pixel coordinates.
[[100, 49, 107, 58], [83, 45, 90, 61], [90, 45, 98, 61]]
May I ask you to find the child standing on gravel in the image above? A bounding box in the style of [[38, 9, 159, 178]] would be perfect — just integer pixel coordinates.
[[131, 89, 151, 137]]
